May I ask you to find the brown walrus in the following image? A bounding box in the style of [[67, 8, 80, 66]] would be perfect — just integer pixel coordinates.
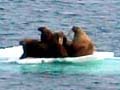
[[62, 32, 73, 57], [19, 26, 53, 58], [70, 26, 95, 57], [47, 31, 68, 58], [19, 39, 48, 59]]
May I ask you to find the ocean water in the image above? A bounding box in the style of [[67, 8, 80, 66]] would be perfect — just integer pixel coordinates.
[[0, 0, 120, 90]]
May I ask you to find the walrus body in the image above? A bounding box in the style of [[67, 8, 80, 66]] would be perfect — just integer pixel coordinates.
[[19, 39, 48, 59], [20, 27, 53, 59], [48, 32, 68, 58], [71, 26, 95, 57]]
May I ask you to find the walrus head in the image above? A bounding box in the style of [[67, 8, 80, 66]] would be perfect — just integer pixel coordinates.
[[72, 26, 84, 41], [38, 26, 48, 32], [38, 26, 53, 43], [72, 26, 84, 34], [53, 32, 64, 45]]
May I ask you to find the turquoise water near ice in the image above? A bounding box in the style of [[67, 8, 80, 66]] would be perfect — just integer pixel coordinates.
[[1, 0, 120, 90], [0, 58, 120, 75], [0, 58, 120, 90]]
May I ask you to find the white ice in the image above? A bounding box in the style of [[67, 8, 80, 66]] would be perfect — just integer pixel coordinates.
[[0, 45, 115, 64]]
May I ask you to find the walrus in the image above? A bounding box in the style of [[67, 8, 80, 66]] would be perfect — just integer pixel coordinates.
[[19, 39, 48, 59], [62, 32, 73, 57], [71, 26, 95, 57], [19, 26, 54, 58], [48, 32, 68, 58]]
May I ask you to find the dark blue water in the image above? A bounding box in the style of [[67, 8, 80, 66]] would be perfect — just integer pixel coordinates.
[[0, 0, 120, 90]]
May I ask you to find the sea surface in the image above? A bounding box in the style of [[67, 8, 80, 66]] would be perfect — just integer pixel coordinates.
[[0, 0, 120, 90]]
